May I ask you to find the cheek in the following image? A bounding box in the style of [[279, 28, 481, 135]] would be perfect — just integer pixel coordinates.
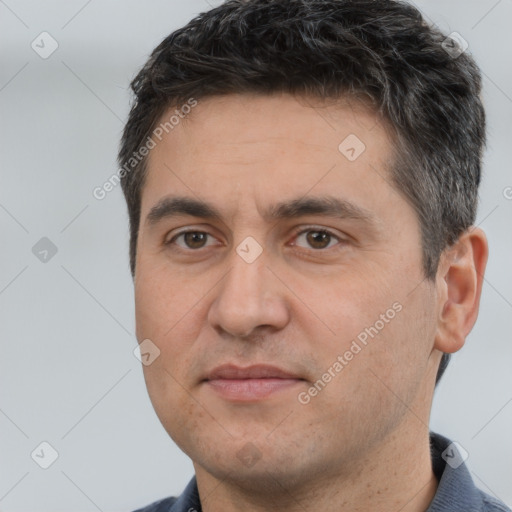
[[134, 264, 205, 342], [142, 361, 205, 448], [307, 275, 395, 346], [355, 292, 437, 407], [310, 270, 434, 396], [135, 268, 206, 414]]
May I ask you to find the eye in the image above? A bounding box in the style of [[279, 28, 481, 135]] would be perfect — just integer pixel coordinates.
[[166, 230, 217, 250], [292, 228, 344, 250]]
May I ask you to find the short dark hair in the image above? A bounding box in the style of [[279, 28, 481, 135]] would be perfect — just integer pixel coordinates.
[[118, 0, 486, 382]]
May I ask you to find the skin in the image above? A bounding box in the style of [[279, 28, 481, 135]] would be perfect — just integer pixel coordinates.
[[134, 92, 488, 512]]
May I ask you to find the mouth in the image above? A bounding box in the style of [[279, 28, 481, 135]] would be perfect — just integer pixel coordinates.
[[203, 364, 305, 402]]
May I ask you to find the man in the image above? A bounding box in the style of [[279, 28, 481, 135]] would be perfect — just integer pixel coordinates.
[[118, 1, 510, 511]]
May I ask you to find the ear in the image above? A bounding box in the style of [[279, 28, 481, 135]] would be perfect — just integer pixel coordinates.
[[434, 226, 488, 354]]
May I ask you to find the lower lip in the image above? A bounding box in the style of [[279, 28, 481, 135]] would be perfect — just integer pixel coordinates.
[[205, 378, 303, 401]]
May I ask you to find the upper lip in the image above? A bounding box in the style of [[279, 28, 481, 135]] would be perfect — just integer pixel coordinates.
[[205, 364, 302, 381]]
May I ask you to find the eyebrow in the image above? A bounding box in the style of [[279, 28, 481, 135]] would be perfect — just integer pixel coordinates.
[[145, 195, 378, 229]]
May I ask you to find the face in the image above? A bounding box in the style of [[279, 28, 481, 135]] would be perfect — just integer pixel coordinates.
[[134, 93, 440, 489]]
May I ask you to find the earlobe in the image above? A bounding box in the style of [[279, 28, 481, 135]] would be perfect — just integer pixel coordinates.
[[434, 227, 488, 354]]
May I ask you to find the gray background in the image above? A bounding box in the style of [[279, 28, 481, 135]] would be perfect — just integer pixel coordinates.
[[0, 1, 511, 510]]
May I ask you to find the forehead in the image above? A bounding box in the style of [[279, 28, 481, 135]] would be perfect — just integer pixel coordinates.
[[150, 93, 388, 158], [140, 93, 401, 226]]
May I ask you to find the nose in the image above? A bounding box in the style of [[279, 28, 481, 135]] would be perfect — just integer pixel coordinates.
[[207, 248, 290, 339]]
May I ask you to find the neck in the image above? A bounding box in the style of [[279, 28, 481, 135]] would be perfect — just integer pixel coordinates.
[[195, 421, 438, 512]]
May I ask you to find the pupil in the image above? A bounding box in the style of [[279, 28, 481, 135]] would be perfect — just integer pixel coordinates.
[[185, 232, 206, 248], [307, 231, 329, 249]]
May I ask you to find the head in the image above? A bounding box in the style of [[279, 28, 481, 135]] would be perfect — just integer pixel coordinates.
[[119, 0, 487, 494]]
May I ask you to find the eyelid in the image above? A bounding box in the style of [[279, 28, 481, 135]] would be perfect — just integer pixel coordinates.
[[289, 225, 346, 249], [164, 225, 348, 251], [165, 228, 220, 247]]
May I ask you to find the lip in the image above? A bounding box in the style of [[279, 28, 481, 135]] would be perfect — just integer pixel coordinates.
[[203, 364, 304, 402], [205, 364, 301, 380]]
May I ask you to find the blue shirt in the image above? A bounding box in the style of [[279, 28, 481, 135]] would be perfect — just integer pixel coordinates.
[[132, 432, 510, 512]]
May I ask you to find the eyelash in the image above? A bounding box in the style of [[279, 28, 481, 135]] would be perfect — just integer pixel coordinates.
[[165, 227, 346, 253]]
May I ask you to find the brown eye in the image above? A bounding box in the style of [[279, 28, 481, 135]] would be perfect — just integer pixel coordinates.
[[306, 231, 331, 249], [294, 229, 342, 250], [168, 231, 214, 250], [183, 232, 208, 249]]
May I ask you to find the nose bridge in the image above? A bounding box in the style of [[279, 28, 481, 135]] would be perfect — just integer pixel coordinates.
[[208, 245, 289, 338], [221, 249, 269, 314]]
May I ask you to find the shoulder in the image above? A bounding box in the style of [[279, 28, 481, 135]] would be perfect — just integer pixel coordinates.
[[131, 496, 178, 512], [130, 476, 200, 512], [428, 432, 511, 512], [482, 493, 512, 512]]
